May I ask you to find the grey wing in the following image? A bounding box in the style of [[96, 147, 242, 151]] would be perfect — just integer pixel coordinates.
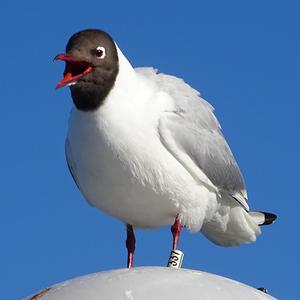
[[136, 68, 249, 210]]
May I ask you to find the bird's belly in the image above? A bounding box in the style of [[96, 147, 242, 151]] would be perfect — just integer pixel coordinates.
[[69, 134, 177, 228]]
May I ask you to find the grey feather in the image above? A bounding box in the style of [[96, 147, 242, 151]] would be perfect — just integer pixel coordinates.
[[136, 68, 248, 207]]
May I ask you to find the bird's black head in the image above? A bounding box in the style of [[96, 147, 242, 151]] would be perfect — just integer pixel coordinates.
[[55, 29, 119, 111]]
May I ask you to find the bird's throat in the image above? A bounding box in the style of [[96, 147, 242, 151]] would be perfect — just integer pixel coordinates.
[[70, 65, 119, 111]]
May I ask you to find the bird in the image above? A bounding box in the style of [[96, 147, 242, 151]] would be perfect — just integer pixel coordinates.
[[54, 29, 276, 268]]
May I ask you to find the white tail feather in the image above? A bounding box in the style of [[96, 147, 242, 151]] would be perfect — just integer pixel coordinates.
[[201, 206, 261, 247]]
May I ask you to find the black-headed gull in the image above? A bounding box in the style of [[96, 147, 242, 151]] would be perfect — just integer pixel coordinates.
[[55, 29, 276, 268]]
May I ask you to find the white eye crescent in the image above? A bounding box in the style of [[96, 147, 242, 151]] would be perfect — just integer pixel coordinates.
[[95, 46, 106, 59]]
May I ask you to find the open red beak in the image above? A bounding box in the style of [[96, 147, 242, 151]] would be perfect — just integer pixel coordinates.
[[54, 53, 93, 89]]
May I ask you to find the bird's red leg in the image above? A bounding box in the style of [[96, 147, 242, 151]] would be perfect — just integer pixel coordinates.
[[171, 215, 182, 250], [126, 224, 136, 268]]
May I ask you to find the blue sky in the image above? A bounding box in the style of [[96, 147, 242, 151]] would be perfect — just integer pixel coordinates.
[[1, 1, 299, 299]]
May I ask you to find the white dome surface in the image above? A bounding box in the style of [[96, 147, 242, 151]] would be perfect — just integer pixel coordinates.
[[26, 267, 277, 300]]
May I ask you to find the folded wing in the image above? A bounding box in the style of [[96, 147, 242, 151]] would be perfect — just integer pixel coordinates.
[[136, 68, 249, 210]]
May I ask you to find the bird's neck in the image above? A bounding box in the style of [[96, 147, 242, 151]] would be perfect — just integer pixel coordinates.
[[113, 45, 136, 88], [70, 45, 135, 112]]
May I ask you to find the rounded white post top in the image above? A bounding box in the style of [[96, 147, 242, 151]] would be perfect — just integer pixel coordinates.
[[26, 267, 277, 300]]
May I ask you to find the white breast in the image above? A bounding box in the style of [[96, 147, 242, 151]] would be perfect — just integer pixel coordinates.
[[67, 105, 178, 227]]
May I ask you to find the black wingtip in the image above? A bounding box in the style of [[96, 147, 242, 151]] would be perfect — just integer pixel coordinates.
[[257, 287, 269, 294], [260, 211, 277, 225]]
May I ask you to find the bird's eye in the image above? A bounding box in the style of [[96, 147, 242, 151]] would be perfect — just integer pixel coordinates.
[[95, 46, 106, 59]]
